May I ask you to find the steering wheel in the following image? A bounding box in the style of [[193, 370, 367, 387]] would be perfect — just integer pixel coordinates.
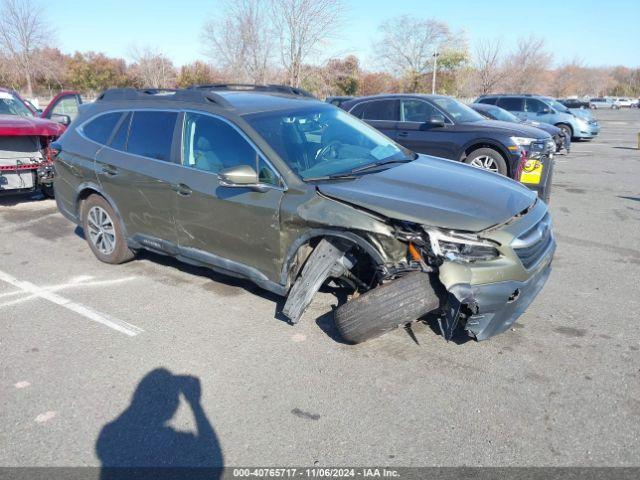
[[315, 141, 342, 162]]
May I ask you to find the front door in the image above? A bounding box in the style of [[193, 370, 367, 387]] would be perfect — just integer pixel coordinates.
[[396, 99, 456, 159], [174, 111, 284, 281]]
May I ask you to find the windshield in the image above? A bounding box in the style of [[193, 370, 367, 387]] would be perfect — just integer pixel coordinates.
[[245, 106, 414, 180], [0, 92, 34, 117], [432, 97, 484, 123], [547, 99, 571, 114], [486, 106, 518, 123]]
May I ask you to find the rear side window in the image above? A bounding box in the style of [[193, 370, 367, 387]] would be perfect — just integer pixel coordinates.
[[477, 97, 497, 105], [351, 100, 399, 121], [82, 112, 122, 144], [127, 111, 177, 161], [497, 97, 524, 111]]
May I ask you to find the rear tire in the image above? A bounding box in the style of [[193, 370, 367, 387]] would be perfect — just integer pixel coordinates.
[[334, 272, 441, 344], [464, 148, 508, 176], [81, 194, 134, 264]]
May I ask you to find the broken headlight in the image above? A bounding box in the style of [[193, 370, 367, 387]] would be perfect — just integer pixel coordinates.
[[425, 229, 500, 262]]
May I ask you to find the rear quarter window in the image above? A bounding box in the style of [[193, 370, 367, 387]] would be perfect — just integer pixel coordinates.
[[127, 111, 178, 161], [82, 112, 122, 144]]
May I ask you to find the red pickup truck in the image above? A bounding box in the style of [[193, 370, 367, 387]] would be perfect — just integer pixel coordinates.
[[0, 89, 81, 197]]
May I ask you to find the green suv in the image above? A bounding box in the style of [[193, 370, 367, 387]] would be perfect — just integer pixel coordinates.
[[53, 86, 555, 343]]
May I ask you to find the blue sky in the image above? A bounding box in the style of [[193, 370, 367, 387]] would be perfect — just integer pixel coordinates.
[[48, 0, 640, 68]]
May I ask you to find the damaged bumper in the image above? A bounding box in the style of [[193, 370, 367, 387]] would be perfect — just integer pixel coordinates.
[[444, 240, 555, 341]]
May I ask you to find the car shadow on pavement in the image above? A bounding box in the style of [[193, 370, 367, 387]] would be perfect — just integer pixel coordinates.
[[96, 368, 224, 480]]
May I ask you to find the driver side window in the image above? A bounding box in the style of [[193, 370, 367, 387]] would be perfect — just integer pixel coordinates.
[[525, 98, 547, 113], [182, 112, 281, 186], [401, 100, 437, 122]]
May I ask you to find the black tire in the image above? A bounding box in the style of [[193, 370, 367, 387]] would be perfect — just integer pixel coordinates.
[[334, 272, 441, 344], [41, 184, 54, 199], [556, 124, 573, 141], [464, 148, 508, 176], [81, 194, 134, 264]]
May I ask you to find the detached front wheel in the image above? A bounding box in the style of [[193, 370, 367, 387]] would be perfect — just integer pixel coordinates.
[[334, 272, 441, 344]]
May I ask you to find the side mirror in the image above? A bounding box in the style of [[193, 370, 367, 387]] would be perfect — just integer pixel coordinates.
[[427, 114, 446, 127], [540, 107, 552, 115], [218, 165, 263, 190], [50, 113, 71, 126]]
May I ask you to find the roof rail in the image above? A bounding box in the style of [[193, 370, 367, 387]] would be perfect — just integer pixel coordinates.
[[477, 93, 541, 97], [188, 83, 316, 98], [96, 88, 233, 108]]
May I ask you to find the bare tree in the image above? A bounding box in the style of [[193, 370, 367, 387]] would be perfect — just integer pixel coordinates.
[[502, 35, 553, 93], [270, 0, 344, 87], [474, 38, 505, 95], [374, 16, 453, 92], [129, 46, 176, 88], [0, 0, 51, 97], [202, 0, 274, 84]]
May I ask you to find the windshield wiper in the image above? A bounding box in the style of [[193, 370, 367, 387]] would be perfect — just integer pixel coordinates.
[[349, 158, 414, 174], [304, 173, 359, 182]]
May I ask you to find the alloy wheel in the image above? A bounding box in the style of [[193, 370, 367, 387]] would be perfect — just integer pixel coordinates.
[[87, 206, 116, 255], [469, 155, 499, 172]]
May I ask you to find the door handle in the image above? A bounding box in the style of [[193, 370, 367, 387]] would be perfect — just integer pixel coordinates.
[[101, 164, 118, 176], [398, 131, 409, 138], [172, 183, 192, 197]]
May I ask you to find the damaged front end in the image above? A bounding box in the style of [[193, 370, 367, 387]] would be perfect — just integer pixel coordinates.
[[281, 191, 555, 344], [0, 135, 57, 197]]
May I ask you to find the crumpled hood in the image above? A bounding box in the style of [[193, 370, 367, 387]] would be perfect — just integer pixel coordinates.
[[468, 119, 552, 139], [318, 156, 537, 232], [0, 114, 65, 137]]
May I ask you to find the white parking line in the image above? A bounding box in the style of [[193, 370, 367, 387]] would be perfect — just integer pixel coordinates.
[[0, 269, 143, 337]]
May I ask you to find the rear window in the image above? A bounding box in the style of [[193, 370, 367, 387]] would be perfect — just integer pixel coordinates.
[[82, 112, 122, 144], [497, 97, 524, 111], [127, 111, 177, 161]]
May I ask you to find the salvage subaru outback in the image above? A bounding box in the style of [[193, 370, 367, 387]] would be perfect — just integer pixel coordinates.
[[52, 85, 555, 343]]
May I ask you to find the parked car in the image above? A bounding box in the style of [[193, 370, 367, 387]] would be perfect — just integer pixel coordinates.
[[475, 94, 600, 140], [558, 98, 593, 110], [470, 102, 570, 154], [325, 96, 354, 108], [52, 86, 555, 344], [589, 97, 619, 109], [0, 89, 67, 197], [613, 97, 634, 108], [340, 94, 555, 201]]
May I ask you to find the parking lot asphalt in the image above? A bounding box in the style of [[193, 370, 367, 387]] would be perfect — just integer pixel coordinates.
[[1, 109, 639, 468]]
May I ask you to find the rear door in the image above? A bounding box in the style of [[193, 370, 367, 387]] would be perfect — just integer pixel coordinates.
[[396, 98, 457, 158], [95, 110, 181, 246], [174, 111, 285, 280], [349, 99, 400, 139], [496, 97, 525, 120]]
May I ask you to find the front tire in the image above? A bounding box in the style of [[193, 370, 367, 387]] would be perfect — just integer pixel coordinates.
[[334, 272, 441, 344], [81, 194, 134, 264], [41, 184, 54, 199], [464, 148, 508, 176], [556, 124, 573, 141]]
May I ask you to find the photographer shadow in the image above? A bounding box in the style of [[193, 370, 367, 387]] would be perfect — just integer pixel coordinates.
[[96, 368, 224, 480]]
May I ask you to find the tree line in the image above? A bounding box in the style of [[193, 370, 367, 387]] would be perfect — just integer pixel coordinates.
[[0, 0, 638, 100]]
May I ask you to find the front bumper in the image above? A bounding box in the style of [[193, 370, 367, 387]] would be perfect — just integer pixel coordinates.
[[574, 122, 600, 138], [438, 204, 556, 341]]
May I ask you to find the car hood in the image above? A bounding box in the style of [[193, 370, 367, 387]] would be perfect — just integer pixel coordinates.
[[318, 156, 537, 232], [462, 119, 551, 139], [522, 120, 561, 135], [0, 114, 65, 137]]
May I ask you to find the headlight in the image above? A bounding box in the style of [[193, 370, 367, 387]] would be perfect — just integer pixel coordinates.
[[425, 229, 501, 262], [510, 136, 536, 147]]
